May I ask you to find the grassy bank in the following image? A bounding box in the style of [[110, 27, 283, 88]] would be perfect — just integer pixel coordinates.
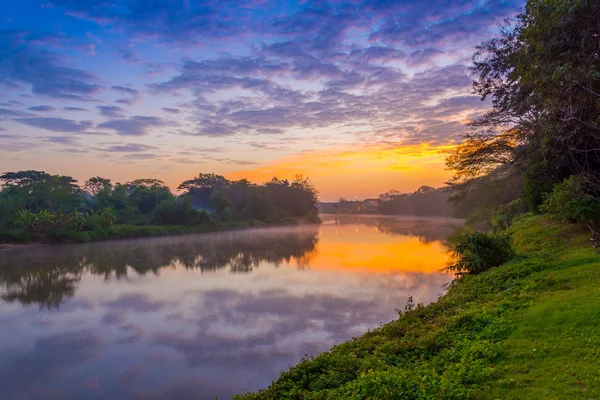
[[0, 215, 320, 244], [236, 215, 600, 399]]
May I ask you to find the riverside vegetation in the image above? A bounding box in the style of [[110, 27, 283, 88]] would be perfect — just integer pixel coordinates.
[[237, 0, 600, 398], [236, 215, 600, 399], [0, 171, 319, 243]]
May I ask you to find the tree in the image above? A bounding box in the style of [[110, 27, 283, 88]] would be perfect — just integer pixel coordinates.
[[447, 0, 600, 211], [84, 177, 112, 197], [178, 173, 230, 210], [210, 190, 233, 220], [126, 180, 173, 215], [0, 170, 83, 212]]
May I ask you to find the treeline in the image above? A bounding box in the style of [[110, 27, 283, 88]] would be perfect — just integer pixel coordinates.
[[446, 0, 600, 233], [0, 170, 319, 242], [378, 186, 453, 217]]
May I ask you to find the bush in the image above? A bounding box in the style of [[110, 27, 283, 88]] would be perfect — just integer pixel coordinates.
[[491, 198, 527, 230], [539, 175, 600, 235], [446, 231, 515, 274], [466, 208, 494, 227]]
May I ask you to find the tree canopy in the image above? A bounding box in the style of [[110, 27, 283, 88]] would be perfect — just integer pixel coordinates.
[[447, 0, 600, 213], [0, 170, 320, 240]]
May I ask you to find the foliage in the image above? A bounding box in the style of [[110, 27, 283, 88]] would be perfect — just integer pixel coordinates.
[[236, 216, 600, 399], [491, 198, 527, 230], [178, 173, 319, 222], [0, 170, 83, 212], [446, 231, 515, 275], [152, 197, 211, 226], [1, 169, 319, 243], [447, 0, 600, 212], [465, 208, 494, 227], [378, 186, 452, 216], [539, 175, 600, 235]]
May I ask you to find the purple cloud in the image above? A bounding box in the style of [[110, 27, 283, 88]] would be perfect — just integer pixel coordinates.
[[13, 117, 93, 132], [111, 85, 139, 95], [97, 105, 126, 118], [28, 105, 56, 112], [1, 0, 525, 157], [101, 143, 158, 152], [98, 116, 175, 136], [0, 31, 101, 101]]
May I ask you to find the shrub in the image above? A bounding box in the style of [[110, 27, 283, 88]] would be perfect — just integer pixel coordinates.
[[446, 231, 515, 274], [539, 175, 600, 236], [491, 198, 527, 230], [465, 208, 494, 227]]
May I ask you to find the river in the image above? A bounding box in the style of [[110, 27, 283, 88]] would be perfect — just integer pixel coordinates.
[[0, 215, 461, 399]]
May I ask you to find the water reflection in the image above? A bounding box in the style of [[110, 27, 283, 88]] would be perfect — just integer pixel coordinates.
[[0, 215, 461, 399], [0, 227, 318, 310]]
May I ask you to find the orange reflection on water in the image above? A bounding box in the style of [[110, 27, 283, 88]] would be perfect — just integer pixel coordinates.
[[291, 222, 453, 275]]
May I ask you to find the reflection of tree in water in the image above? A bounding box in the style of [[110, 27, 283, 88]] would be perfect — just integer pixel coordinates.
[[0, 262, 84, 310], [324, 215, 461, 243], [0, 227, 319, 309]]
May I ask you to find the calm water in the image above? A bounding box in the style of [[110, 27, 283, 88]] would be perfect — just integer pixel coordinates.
[[0, 215, 460, 399]]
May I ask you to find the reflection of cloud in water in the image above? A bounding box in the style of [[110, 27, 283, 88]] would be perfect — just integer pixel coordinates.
[[0, 216, 461, 399], [0, 329, 104, 399], [104, 292, 175, 313]]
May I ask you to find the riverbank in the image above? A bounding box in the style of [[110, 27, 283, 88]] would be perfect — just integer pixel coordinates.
[[0, 215, 320, 246], [235, 215, 600, 399]]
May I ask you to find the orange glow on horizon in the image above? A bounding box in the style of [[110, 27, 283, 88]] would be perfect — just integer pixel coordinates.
[[226, 143, 456, 200]]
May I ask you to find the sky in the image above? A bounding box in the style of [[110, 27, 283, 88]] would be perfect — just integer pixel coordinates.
[[0, 0, 524, 201]]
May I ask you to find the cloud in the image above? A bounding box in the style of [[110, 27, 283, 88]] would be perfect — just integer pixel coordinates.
[[257, 128, 284, 135], [0, 77, 21, 89], [194, 122, 238, 137], [0, 108, 34, 118], [0, 30, 101, 100], [1, 0, 524, 170], [98, 116, 175, 136], [102, 143, 158, 152], [13, 117, 93, 132], [111, 85, 139, 95], [127, 153, 160, 160], [97, 105, 126, 118], [64, 106, 88, 112], [45, 136, 80, 146], [49, 0, 250, 45], [406, 48, 445, 67], [114, 97, 139, 105], [27, 105, 56, 112], [0, 329, 104, 398], [367, 0, 522, 48], [103, 292, 172, 312]]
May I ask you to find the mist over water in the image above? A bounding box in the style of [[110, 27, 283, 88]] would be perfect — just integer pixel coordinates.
[[0, 215, 461, 399]]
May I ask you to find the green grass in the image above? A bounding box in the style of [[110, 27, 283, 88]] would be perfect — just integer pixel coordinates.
[[235, 215, 600, 399]]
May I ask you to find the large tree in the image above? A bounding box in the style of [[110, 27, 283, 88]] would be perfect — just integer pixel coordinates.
[[0, 170, 83, 212], [447, 0, 600, 210]]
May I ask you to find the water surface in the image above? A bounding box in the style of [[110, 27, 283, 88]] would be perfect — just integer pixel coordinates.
[[0, 215, 460, 399]]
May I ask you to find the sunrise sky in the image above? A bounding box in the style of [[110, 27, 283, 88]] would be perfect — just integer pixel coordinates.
[[0, 0, 524, 201]]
